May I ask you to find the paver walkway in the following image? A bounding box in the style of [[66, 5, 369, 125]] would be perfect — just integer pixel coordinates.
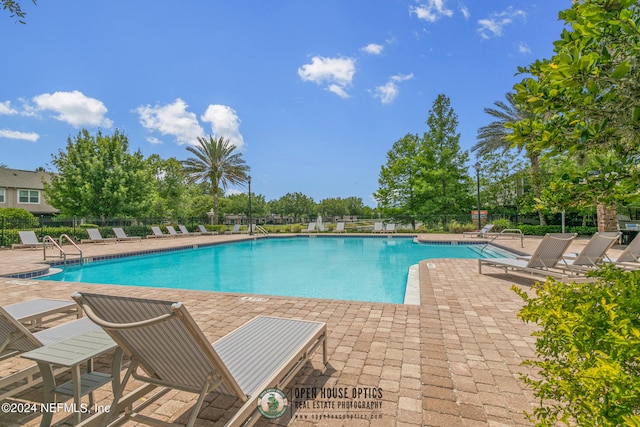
[[0, 233, 620, 426]]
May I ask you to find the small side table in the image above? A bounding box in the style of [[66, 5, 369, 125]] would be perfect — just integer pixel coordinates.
[[22, 329, 122, 427]]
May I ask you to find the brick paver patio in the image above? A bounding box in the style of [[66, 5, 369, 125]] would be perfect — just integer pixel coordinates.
[[0, 233, 616, 426]]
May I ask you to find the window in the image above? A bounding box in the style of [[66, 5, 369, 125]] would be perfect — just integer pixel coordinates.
[[0, 187, 5, 203], [18, 189, 40, 204]]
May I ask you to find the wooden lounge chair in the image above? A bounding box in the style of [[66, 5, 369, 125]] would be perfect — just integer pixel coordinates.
[[0, 308, 101, 400], [81, 228, 116, 244], [112, 227, 142, 242], [3, 298, 80, 329], [479, 233, 578, 280], [71, 292, 328, 427]]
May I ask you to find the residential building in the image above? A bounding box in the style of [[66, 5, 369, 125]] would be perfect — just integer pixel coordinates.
[[0, 168, 59, 216]]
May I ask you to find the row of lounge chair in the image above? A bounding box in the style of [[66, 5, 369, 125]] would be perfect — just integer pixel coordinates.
[[479, 231, 640, 280], [0, 293, 328, 426], [11, 225, 219, 248], [301, 222, 396, 233]]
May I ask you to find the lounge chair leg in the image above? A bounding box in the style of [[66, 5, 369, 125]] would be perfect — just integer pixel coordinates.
[[186, 378, 213, 427]]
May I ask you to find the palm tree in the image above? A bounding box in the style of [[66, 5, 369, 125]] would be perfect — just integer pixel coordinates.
[[473, 92, 547, 226], [182, 136, 250, 225]]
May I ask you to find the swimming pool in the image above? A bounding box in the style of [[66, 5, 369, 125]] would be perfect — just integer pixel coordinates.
[[39, 237, 510, 304]]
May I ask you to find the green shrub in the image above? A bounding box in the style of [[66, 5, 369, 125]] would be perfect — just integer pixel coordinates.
[[0, 207, 38, 228], [491, 218, 512, 232], [515, 225, 563, 236], [447, 220, 475, 233], [513, 267, 640, 426]]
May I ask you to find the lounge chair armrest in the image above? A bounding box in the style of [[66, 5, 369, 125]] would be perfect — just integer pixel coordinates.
[[71, 293, 178, 330]]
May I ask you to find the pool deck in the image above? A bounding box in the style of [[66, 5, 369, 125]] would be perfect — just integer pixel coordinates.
[[0, 233, 623, 426]]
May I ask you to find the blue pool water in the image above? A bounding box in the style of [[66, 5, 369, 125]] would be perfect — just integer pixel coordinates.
[[39, 237, 509, 304]]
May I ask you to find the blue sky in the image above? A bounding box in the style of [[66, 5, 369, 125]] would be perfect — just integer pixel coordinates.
[[1, 1, 569, 206]]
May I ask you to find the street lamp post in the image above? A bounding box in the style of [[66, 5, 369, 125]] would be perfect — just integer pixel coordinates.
[[474, 162, 482, 230], [248, 175, 253, 235]]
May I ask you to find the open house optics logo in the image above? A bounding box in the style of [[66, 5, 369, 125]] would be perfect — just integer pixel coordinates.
[[257, 388, 288, 419]]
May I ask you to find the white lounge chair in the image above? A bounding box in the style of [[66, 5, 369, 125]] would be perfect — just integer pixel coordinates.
[[334, 222, 346, 233], [11, 230, 51, 249], [609, 232, 640, 266], [3, 298, 80, 329], [71, 292, 328, 427], [112, 227, 142, 242], [81, 228, 116, 244], [166, 225, 186, 237], [178, 224, 199, 236], [303, 222, 317, 233], [197, 224, 218, 235], [227, 224, 242, 234], [463, 224, 495, 238], [479, 233, 578, 280], [147, 226, 172, 239], [562, 232, 620, 271], [385, 223, 397, 233], [372, 222, 384, 233], [0, 308, 101, 400]]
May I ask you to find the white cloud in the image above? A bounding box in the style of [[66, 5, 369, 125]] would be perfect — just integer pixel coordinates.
[[147, 136, 162, 145], [478, 7, 526, 40], [32, 90, 113, 128], [0, 101, 17, 115], [518, 42, 531, 54], [327, 84, 350, 99], [410, 0, 453, 23], [373, 73, 414, 104], [136, 98, 204, 145], [225, 188, 243, 196], [361, 43, 384, 55], [298, 56, 356, 98], [0, 129, 39, 142], [460, 5, 470, 20], [201, 104, 245, 151]]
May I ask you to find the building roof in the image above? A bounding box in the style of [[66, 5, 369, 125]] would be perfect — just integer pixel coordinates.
[[0, 168, 53, 189]]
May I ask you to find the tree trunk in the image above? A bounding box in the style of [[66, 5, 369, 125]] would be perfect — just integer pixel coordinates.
[[528, 152, 547, 226], [596, 203, 618, 232], [212, 189, 219, 225]]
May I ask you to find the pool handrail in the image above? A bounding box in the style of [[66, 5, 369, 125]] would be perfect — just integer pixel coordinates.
[[43, 234, 83, 265]]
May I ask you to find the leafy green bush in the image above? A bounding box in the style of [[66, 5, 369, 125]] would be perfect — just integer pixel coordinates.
[[0, 207, 38, 228], [447, 220, 475, 233], [515, 224, 598, 236], [491, 218, 512, 232], [516, 225, 563, 236], [513, 267, 640, 426]]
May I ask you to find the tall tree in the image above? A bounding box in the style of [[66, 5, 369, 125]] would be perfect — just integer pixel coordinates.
[[511, 0, 640, 230], [419, 94, 472, 226], [376, 94, 472, 227], [274, 192, 316, 222], [374, 133, 422, 228], [181, 136, 250, 225], [45, 129, 153, 217], [474, 93, 547, 225]]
